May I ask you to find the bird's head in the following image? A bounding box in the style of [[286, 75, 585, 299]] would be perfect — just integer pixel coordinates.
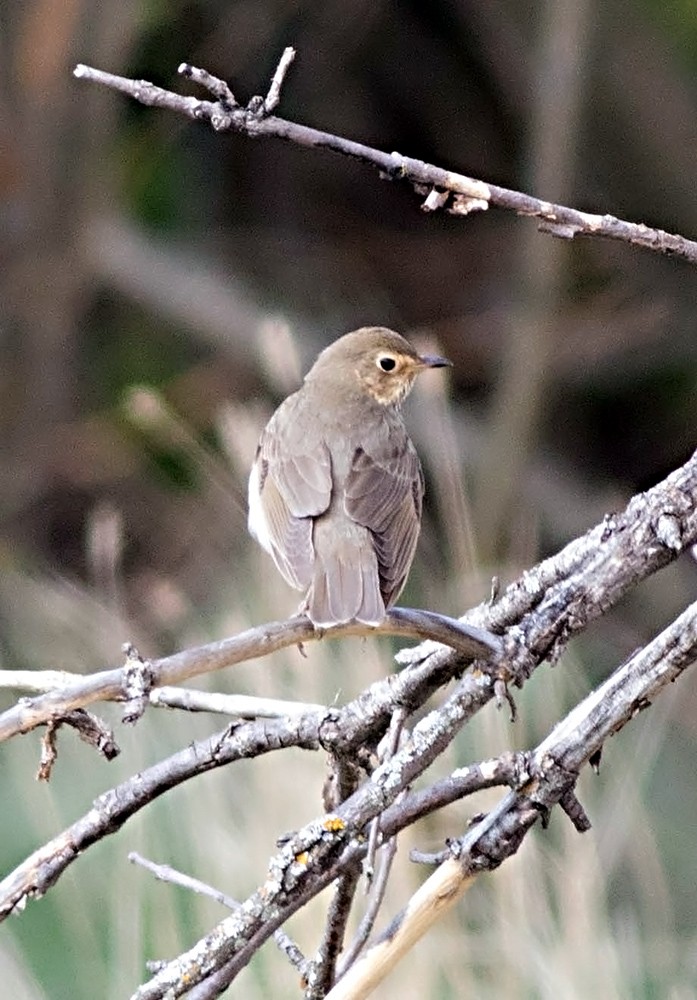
[[308, 327, 451, 406]]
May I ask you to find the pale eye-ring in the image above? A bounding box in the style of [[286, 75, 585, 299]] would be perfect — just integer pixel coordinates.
[[377, 354, 397, 372]]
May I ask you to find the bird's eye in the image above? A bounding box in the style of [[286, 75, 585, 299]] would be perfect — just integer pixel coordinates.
[[377, 355, 397, 372]]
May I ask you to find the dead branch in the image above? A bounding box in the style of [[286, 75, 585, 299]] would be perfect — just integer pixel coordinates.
[[131, 596, 697, 999], [326, 596, 697, 999], [0, 608, 500, 743], [1, 451, 695, 933], [129, 852, 308, 978], [72, 52, 697, 265]]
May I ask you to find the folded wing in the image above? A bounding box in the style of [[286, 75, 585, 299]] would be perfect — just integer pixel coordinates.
[[344, 430, 424, 608], [250, 398, 332, 592]]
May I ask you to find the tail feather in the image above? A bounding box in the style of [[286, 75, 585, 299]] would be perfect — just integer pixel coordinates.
[[305, 528, 385, 627]]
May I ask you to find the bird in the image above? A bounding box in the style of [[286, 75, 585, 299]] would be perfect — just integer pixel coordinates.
[[248, 326, 451, 627]]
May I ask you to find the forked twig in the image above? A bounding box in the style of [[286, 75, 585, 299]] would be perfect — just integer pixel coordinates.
[[73, 52, 697, 264]]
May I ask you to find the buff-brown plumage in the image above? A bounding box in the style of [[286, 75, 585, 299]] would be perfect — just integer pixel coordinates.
[[248, 327, 450, 627]]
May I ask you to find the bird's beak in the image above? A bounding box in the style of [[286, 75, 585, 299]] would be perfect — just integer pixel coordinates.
[[418, 353, 452, 369]]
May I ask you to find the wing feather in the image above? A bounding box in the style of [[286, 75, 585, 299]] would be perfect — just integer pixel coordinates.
[[344, 427, 423, 608], [249, 393, 332, 592]]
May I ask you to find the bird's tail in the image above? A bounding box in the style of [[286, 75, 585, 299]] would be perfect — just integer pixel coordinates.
[[305, 527, 385, 627]]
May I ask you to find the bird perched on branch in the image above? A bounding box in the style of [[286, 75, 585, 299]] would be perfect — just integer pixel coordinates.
[[248, 327, 451, 627]]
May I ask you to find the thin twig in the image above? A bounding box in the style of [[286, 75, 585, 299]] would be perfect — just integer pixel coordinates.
[[150, 686, 326, 719], [37, 725, 58, 781], [364, 707, 407, 884], [342, 710, 408, 974], [130, 852, 239, 908], [129, 853, 307, 974], [37, 710, 120, 780], [0, 674, 324, 720], [0, 669, 79, 693], [177, 63, 236, 105], [323, 753, 363, 812], [72, 61, 697, 264], [263, 46, 296, 113], [338, 833, 399, 976], [305, 863, 362, 999]]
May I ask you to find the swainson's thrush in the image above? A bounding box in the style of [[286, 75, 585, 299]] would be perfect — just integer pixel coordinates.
[[248, 327, 451, 627]]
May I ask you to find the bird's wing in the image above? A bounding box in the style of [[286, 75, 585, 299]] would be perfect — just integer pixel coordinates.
[[250, 397, 332, 591], [344, 429, 424, 608]]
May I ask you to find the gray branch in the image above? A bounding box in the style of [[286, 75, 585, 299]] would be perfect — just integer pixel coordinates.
[[72, 56, 697, 265], [329, 597, 697, 998], [0, 608, 499, 743], [132, 597, 697, 999]]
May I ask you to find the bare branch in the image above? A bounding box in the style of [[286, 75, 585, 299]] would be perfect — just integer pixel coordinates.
[[0, 710, 324, 920], [338, 834, 399, 976], [327, 598, 697, 999], [0, 642, 498, 921], [37, 710, 119, 781], [73, 60, 697, 264], [129, 853, 307, 976], [305, 863, 362, 998], [398, 450, 697, 676], [129, 852, 239, 909], [263, 46, 296, 113], [393, 751, 533, 842], [364, 707, 408, 883], [0, 669, 79, 693], [149, 686, 325, 719], [177, 63, 236, 105], [328, 859, 477, 1000], [37, 725, 58, 782], [129, 595, 697, 999], [0, 608, 500, 744]]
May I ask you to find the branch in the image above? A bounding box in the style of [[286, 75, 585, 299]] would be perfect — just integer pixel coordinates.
[[0, 710, 326, 921], [148, 686, 325, 719], [327, 597, 697, 998], [129, 853, 308, 978], [0, 626, 496, 922], [398, 448, 697, 677], [36, 709, 119, 781], [3, 447, 695, 750], [131, 596, 697, 999], [0, 608, 500, 743], [305, 862, 362, 999], [72, 55, 697, 264], [337, 833, 398, 976], [1, 451, 695, 925]]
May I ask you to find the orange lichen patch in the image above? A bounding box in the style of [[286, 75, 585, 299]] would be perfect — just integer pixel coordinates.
[[323, 817, 346, 832]]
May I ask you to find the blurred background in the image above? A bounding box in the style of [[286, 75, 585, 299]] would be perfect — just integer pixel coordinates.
[[1, 0, 696, 997]]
